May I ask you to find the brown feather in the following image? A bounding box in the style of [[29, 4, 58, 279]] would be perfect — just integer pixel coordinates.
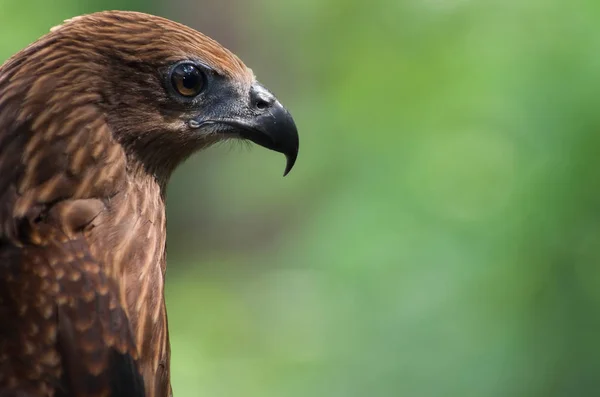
[[0, 9, 286, 397]]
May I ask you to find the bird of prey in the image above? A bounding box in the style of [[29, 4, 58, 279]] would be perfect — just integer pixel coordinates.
[[0, 11, 298, 397]]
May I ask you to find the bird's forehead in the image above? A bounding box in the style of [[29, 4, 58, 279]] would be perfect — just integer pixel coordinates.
[[56, 11, 255, 84], [160, 28, 254, 83]]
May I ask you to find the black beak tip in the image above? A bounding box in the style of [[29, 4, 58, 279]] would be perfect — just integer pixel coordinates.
[[283, 150, 298, 177], [274, 106, 299, 177]]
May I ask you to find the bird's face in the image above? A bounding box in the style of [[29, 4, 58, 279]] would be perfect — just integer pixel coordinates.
[[161, 60, 298, 175], [40, 12, 298, 177]]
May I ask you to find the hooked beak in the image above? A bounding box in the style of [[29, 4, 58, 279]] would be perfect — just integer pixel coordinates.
[[193, 82, 299, 176], [221, 100, 299, 176]]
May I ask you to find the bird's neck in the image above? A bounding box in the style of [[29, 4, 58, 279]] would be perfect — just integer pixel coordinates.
[[88, 161, 171, 397]]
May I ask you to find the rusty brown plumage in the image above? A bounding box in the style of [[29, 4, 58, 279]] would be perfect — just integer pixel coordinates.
[[0, 10, 298, 397]]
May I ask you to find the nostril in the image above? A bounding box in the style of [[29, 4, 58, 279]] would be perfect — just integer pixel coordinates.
[[250, 84, 276, 110], [255, 97, 270, 110]]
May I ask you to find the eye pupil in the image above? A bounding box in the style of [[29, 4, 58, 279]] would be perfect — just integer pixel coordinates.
[[182, 75, 197, 89], [171, 63, 204, 97]]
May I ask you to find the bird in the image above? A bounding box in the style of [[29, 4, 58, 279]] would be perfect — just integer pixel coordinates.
[[0, 10, 298, 397]]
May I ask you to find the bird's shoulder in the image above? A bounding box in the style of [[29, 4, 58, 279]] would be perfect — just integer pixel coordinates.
[[0, 71, 127, 241]]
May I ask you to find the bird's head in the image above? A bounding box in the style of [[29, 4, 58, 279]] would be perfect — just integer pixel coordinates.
[[2, 11, 298, 181]]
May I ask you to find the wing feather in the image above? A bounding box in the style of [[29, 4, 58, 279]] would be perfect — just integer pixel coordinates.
[[0, 231, 145, 397]]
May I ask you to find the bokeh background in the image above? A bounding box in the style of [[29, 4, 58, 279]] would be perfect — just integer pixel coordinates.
[[3, 0, 600, 396]]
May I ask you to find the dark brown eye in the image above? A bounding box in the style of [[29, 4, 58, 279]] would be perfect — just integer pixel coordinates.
[[170, 63, 205, 97]]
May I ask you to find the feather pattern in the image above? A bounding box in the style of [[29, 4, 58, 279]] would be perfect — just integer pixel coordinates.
[[0, 10, 251, 397], [0, 10, 294, 397]]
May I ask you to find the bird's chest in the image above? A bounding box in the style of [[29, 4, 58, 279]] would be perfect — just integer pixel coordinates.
[[84, 186, 172, 396]]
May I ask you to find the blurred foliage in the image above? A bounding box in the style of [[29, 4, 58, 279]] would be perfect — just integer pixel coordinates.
[[3, 0, 600, 396]]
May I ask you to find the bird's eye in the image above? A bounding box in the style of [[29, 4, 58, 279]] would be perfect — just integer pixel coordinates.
[[170, 63, 205, 97]]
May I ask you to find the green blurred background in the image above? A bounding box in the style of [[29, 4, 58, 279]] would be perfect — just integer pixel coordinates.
[[3, 0, 600, 395]]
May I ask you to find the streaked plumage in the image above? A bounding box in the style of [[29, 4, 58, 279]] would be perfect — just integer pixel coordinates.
[[0, 11, 298, 397]]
